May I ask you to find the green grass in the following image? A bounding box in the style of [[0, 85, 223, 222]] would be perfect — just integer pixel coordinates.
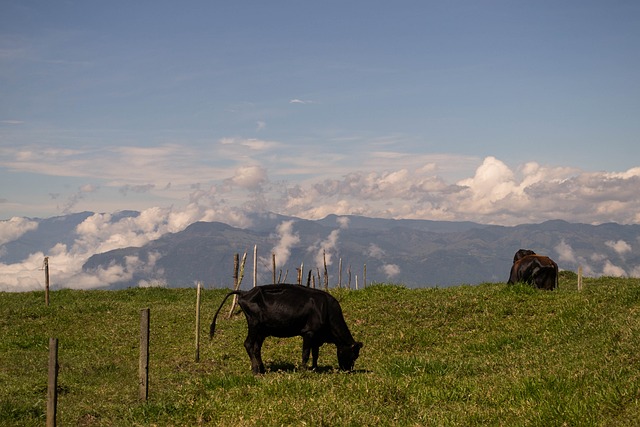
[[2, 277, 640, 426]]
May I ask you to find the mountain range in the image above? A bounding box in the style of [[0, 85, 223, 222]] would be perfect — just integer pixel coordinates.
[[2, 211, 640, 290]]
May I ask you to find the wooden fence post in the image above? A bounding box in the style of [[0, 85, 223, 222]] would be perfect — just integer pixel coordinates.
[[44, 257, 50, 306], [233, 253, 239, 288], [323, 250, 328, 291], [228, 253, 247, 318], [47, 337, 58, 427], [578, 266, 583, 291], [272, 253, 276, 283], [239, 252, 247, 286], [363, 264, 367, 289], [338, 258, 343, 288], [139, 308, 150, 401], [228, 254, 240, 318], [195, 282, 201, 362], [253, 245, 257, 288]]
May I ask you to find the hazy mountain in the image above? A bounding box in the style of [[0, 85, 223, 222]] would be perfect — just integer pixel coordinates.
[[3, 212, 640, 290], [83, 214, 640, 289]]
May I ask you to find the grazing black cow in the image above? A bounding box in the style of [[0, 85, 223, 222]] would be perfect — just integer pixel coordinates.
[[508, 249, 558, 290], [210, 284, 363, 374]]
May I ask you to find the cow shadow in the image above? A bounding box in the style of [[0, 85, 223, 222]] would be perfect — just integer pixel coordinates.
[[265, 362, 369, 374]]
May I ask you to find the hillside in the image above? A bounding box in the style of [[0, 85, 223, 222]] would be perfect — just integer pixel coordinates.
[[3, 211, 640, 291], [2, 277, 640, 425], [83, 215, 640, 288]]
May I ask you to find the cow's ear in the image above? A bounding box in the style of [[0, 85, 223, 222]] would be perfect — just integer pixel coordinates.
[[353, 342, 363, 350]]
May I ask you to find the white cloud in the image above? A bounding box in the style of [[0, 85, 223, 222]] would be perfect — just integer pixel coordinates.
[[274, 156, 640, 226], [219, 137, 278, 151], [6, 138, 640, 227], [457, 156, 516, 204], [553, 240, 604, 277], [336, 216, 350, 229], [0, 144, 230, 195], [381, 263, 400, 279], [227, 165, 267, 190], [605, 240, 632, 255], [602, 260, 626, 277], [3, 157, 640, 289], [367, 244, 385, 259], [0, 217, 38, 245], [0, 203, 249, 291], [308, 229, 341, 269], [268, 220, 300, 268], [4, 141, 640, 289], [555, 239, 576, 264]]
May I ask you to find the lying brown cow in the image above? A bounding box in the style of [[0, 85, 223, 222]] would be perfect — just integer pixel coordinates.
[[508, 249, 558, 290]]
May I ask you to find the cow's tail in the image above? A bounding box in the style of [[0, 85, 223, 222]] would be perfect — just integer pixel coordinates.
[[209, 290, 243, 339]]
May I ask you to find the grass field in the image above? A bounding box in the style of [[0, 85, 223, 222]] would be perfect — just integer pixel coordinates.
[[2, 275, 640, 426]]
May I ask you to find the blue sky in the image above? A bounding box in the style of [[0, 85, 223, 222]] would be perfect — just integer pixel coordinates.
[[1, 1, 640, 226]]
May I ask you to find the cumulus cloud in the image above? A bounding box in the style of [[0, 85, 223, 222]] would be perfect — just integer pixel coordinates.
[[630, 265, 640, 277], [555, 239, 577, 264], [554, 239, 599, 276], [336, 216, 350, 229], [74, 251, 165, 290], [0, 252, 46, 291], [0, 203, 248, 291], [367, 243, 385, 259], [308, 229, 341, 269], [5, 136, 640, 226], [602, 260, 626, 277], [0, 217, 38, 245], [381, 263, 401, 279], [6, 138, 640, 288], [269, 220, 300, 268], [605, 240, 632, 255], [280, 157, 640, 226], [226, 165, 267, 190], [553, 238, 637, 279], [457, 156, 517, 206]]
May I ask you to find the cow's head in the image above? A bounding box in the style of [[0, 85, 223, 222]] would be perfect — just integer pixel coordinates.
[[337, 342, 363, 371], [513, 249, 536, 263]]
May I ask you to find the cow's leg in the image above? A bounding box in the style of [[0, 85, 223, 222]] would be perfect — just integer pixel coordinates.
[[311, 345, 320, 370], [244, 333, 265, 374], [302, 337, 312, 369]]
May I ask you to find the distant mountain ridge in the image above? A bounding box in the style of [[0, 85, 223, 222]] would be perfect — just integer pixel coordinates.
[[2, 211, 640, 289]]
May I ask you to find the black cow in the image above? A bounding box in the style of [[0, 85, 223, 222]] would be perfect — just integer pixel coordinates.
[[508, 249, 558, 290], [210, 284, 363, 374]]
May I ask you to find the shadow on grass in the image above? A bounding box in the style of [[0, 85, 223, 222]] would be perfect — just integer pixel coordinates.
[[265, 362, 370, 374]]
